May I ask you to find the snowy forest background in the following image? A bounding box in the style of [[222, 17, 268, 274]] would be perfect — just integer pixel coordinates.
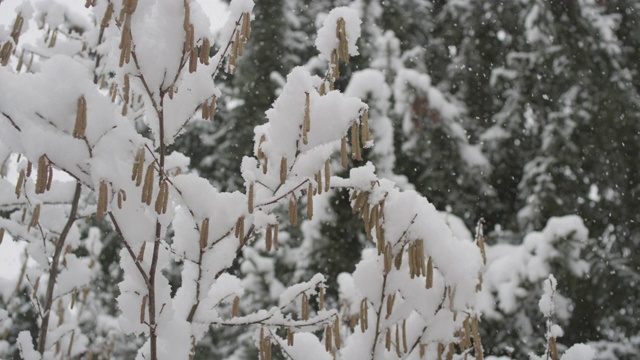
[[0, 0, 638, 359]]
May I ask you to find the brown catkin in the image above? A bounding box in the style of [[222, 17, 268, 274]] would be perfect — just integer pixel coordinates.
[[402, 319, 408, 353], [289, 196, 298, 227], [36, 155, 47, 194], [74, 96, 87, 139], [237, 216, 245, 245], [0, 228, 4, 245], [316, 171, 322, 195], [325, 325, 332, 352], [341, 137, 348, 168], [97, 180, 108, 219], [393, 245, 403, 269], [337, 18, 349, 62], [232, 296, 240, 317], [46, 164, 53, 191], [301, 293, 309, 320], [248, 183, 254, 214], [549, 337, 559, 360], [137, 241, 146, 262], [26, 161, 32, 177], [334, 316, 341, 349], [472, 315, 483, 360], [324, 160, 330, 192], [67, 330, 75, 357], [420, 344, 426, 358], [117, 190, 123, 209], [140, 295, 147, 323], [385, 328, 391, 351], [202, 99, 210, 120], [426, 257, 433, 289], [287, 328, 294, 346], [15, 169, 24, 198], [242, 12, 251, 40], [383, 243, 392, 274], [141, 163, 155, 205], [101, 3, 114, 29], [361, 109, 370, 144], [28, 204, 41, 231], [201, 38, 210, 65], [303, 92, 311, 145], [395, 324, 402, 357], [280, 157, 287, 184], [200, 218, 209, 249], [273, 223, 279, 250], [132, 148, 145, 184], [189, 48, 198, 73], [209, 96, 216, 120], [351, 122, 359, 160], [307, 182, 313, 220], [386, 293, 395, 319], [265, 224, 272, 251]]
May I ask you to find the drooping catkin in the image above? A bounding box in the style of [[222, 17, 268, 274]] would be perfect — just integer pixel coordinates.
[[333, 316, 341, 349], [118, 190, 127, 209], [420, 343, 426, 358], [306, 182, 313, 220], [141, 163, 155, 205], [289, 195, 298, 227], [408, 243, 416, 278], [303, 92, 311, 145], [242, 12, 252, 39], [280, 157, 287, 184], [132, 147, 145, 185], [265, 224, 272, 251], [199, 218, 209, 250], [402, 319, 408, 353], [385, 328, 391, 351], [324, 325, 332, 352], [319, 286, 325, 310], [476, 218, 487, 265], [189, 47, 198, 73], [28, 204, 40, 231], [336, 18, 349, 63], [361, 109, 370, 144], [202, 99, 210, 120], [395, 324, 402, 357], [46, 164, 53, 191], [248, 183, 254, 214], [472, 315, 484, 360], [155, 180, 169, 214], [383, 243, 392, 274], [101, 3, 114, 29], [301, 293, 309, 320], [273, 223, 279, 250], [200, 38, 210, 65], [393, 246, 403, 270], [287, 327, 294, 346], [426, 257, 433, 289], [324, 160, 331, 192], [340, 137, 348, 168], [140, 295, 147, 323], [386, 293, 395, 319], [359, 299, 368, 332], [476, 272, 483, 292], [67, 330, 75, 357], [97, 180, 108, 219], [549, 336, 559, 360], [26, 161, 32, 177], [236, 216, 245, 245], [74, 96, 87, 139], [15, 169, 24, 198], [316, 171, 322, 195], [351, 122, 361, 160], [232, 296, 240, 317], [137, 241, 146, 262], [209, 96, 216, 121], [35, 155, 47, 194], [0, 228, 4, 245]]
